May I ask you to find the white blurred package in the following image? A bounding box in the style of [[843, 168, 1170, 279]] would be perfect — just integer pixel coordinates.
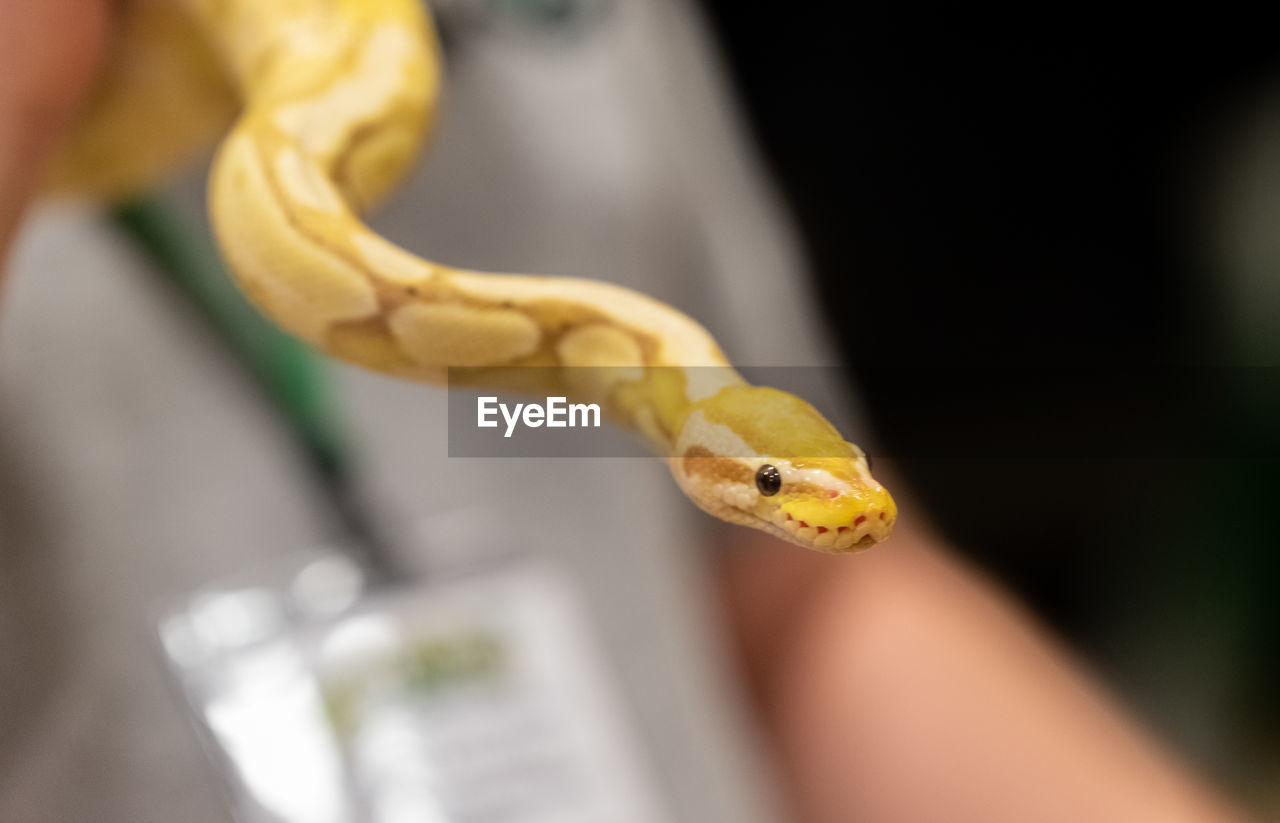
[[158, 558, 672, 823]]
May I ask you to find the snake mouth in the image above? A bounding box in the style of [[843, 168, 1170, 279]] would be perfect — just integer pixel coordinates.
[[711, 481, 890, 551], [762, 508, 890, 552]]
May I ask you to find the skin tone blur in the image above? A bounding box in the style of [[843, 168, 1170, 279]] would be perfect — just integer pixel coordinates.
[[0, 3, 1256, 821], [0, 0, 107, 265], [717, 474, 1251, 822]]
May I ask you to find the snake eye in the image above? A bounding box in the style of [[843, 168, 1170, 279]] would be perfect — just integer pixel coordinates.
[[755, 464, 782, 496]]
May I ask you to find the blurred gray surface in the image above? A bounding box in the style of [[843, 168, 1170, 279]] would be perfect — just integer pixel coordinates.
[[0, 1, 843, 820]]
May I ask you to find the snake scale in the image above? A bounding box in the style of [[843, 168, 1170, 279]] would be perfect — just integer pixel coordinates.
[[53, 0, 895, 552]]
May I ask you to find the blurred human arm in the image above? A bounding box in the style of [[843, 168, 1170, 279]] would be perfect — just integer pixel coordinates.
[[717, 486, 1253, 823], [0, 0, 108, 268]]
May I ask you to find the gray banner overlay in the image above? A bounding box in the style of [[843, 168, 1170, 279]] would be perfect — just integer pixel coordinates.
[[446, 366, 1280, 459]]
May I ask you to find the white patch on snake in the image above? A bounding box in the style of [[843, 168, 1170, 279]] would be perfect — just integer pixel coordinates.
[[274, 25, 417, 158], [770, 460, 852, 495], [850, 459, 880, 491], [274, 148, 345, 213], [675, 410, 759, 460], [352, 232, 434, 284], [389, 303, 540, 367]]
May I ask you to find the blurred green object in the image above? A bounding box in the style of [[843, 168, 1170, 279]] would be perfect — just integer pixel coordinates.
[[111, 195, 344, 476], [110, 195, 401, 580]]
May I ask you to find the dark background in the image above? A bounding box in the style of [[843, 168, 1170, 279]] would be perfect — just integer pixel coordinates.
[[696, 2, 1279, 800]]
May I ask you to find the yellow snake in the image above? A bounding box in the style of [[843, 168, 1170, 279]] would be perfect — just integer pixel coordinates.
[[52, 0, 895, 552]]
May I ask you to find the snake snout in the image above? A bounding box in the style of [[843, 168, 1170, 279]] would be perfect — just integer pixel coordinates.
[[781, 500, 895, 551], [830, 494, 896, 550], [857, 505, 895, 542]]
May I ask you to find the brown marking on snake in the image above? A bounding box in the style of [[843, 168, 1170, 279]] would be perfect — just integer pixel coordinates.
[[678, 452, 834, 498], [786, 482, 833, 498], [682, 446, 753, 485]]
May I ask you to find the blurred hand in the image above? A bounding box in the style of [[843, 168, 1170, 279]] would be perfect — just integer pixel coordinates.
[[0, 0, 110, 270], [719, 508, 1255, 823]]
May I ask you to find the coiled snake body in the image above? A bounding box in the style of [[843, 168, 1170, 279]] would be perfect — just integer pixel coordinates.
[[55, 0, 895, 552]]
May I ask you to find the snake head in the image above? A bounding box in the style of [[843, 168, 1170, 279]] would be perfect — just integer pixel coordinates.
[[670, 385, 896, 552]]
